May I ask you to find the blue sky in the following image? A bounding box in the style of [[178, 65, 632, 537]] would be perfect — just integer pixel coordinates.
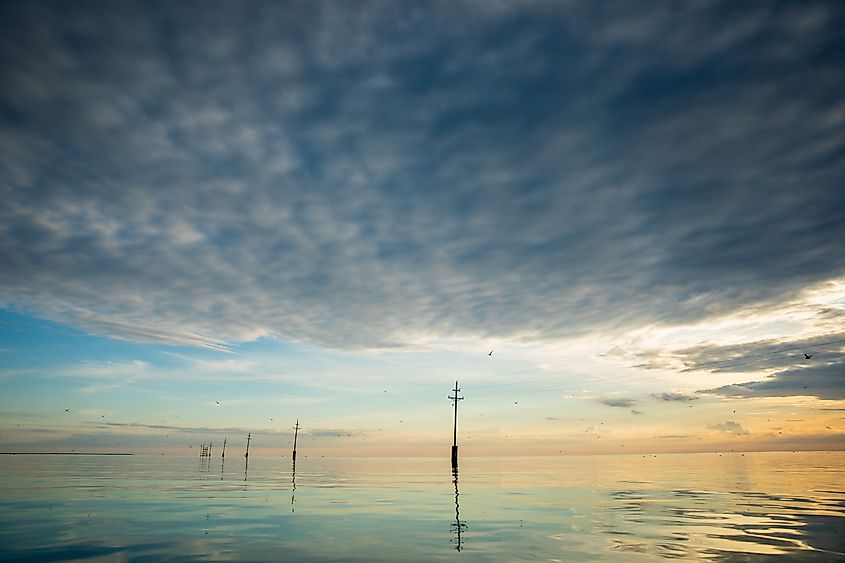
[[1, 0, 844, 455]]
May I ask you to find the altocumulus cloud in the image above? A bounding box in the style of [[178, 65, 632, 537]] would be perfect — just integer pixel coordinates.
[[701, 355, 845, 401], [1, 1, 844, 349], [668, 333, 845, 400], [652, 392, 699, 402], [707, 422, 749, 436], [600, 398, 636, 409]]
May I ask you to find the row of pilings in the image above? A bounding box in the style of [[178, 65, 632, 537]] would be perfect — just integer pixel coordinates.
[[198, 419, 301, 460], [196, 380, 464, 467]]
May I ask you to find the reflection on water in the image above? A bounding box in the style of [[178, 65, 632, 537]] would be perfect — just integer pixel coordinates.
[[291, 459, 296, 512], [450, 467, 467, 552], [0, 452, 842, 561]]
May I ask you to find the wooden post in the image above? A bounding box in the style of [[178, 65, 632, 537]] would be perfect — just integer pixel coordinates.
[[448, 381, 463, 468], [244, 433, 251, 459], [292, 420, 300, 461], [221, 437, 226, 458], [209, 442, 213, 458]]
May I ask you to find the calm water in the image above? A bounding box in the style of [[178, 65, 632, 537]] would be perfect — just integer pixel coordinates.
[[0, 452, 843, 561]]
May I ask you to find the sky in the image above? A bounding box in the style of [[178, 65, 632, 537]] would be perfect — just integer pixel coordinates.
[[1, 0, 844, 457]]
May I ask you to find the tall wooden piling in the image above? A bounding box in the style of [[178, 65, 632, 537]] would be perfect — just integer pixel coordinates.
[[244, 432, 251, 459], [221, 437, 226, 458], [292, 420, 300, 461], [448, 381, 464, 468]]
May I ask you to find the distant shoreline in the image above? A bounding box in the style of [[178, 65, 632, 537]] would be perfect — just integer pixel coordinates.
[[0, 452, 134, 456]]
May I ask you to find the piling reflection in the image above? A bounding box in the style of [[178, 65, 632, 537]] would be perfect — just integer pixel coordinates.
[[450, 467, 467, 552], [291, 460, 297, 512], [243, 457, 249, 484]]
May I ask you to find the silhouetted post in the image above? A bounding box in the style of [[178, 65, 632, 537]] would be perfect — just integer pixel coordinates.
[[449, 381, 464, 468], [221, 437, 226, 458], [292, 420, 300, 461], [244, 432, 251, 459], [209, 442, 213, 458]]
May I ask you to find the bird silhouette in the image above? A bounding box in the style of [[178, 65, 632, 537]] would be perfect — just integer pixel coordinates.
[[64, 409, 69, 412], [216, 401, 220, 404], [804, 353, 813, 359], [488, 350, 493, 356]]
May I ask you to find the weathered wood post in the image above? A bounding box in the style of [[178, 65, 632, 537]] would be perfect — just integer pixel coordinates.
[[292, 420, 300, 461], [449, 381, 463, 468], [244, 432, 251, 459]]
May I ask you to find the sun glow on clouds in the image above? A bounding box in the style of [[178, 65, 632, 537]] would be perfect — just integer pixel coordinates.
[[2, 282, 844, 454], [601, 278, 845, 372], [3, 280, 845, 455]]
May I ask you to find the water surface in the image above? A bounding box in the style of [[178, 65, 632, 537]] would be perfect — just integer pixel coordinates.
[[1, 452, 843, 561]]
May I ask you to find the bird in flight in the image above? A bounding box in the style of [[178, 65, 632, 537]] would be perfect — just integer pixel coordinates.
[[216, 401, 220, 404], [64, 409, 69, 413], [488, 350, 493, 356], [804, 353, 813, 359]]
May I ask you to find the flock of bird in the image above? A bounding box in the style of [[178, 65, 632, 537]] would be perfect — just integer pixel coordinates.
[[54, 349, 819, 437]]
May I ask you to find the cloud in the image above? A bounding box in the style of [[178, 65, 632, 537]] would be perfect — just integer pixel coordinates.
[[701, 355, 845, 401], [600, 398, 636, 408], [617, 330, 845, 400], [1, 1, 844, 350], [684, 333, 845, 400], [707, 421, 749, 435], [652, 392, 699, 402], [53, 360, 151, 380], [679, 333, 845, 374], [97, 421, 361, 438]]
